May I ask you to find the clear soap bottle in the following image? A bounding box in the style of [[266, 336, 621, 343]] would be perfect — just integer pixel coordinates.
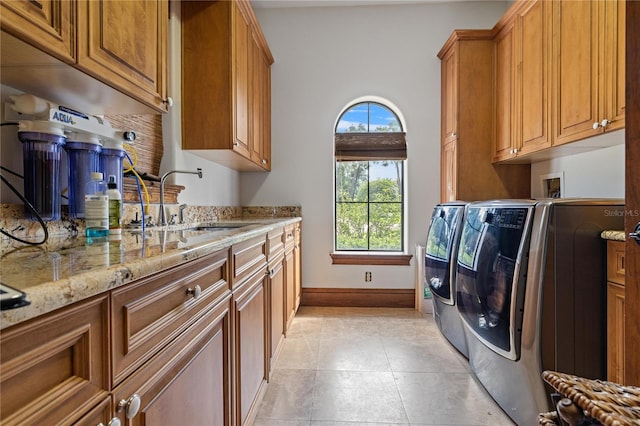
[[85, 172, 109, 237]]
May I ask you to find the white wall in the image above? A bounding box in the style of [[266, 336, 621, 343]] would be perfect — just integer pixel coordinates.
[[530, 133, 625, 199], [245, 2, 510, 289]]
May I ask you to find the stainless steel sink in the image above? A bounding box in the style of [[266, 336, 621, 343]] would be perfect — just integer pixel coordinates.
[[187, 223, 251, 231]]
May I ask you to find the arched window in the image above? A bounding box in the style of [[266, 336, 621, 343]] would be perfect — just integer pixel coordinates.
[[333, 101, 407, 255]]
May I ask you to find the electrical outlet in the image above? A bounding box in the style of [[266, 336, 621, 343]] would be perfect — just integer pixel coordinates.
[[365, 271, 372, 282]]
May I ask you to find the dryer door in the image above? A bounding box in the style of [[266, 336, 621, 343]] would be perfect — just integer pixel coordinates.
[[425, 205, 464, 304], [456, 205, 533, 360]]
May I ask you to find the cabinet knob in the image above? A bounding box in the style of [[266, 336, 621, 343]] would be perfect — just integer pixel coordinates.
[[187, 284, 202, 299], [98, 417, 122, 426], [163, 96, 174, 107], [118, 394, 141, 419], [261, 159, 267, 164], [451, 132, 457, 137], [593, 119, 611, 130]]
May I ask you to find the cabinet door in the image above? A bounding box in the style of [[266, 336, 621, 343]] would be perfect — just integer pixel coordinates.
[[250, 33, 271, 170], [607, 282, 625, 384], [440, 140, 457, 203], [112, 298, 232, 426], [601, 0, 625, 132], [293, 225, 302, 312], [285, 248, 296, 330], [517, 0, 552, 154], [0, 296, 109, 426], [553, 0, 599, 145], [233, 270, 268, 425], [441, 46, 458, 145], [233, 3, 251, 158], [0, 0, 75, 63], [269, 255, 285, 371], [493, 22, 517, 162], [76, 0, 168, 112]]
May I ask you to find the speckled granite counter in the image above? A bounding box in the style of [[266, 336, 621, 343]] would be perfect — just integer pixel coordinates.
[[601, 230, 625, 241], [0, 217, 301, 330]]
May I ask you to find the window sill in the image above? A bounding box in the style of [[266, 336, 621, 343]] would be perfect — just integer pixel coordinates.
[[330, 252, 413, 266]]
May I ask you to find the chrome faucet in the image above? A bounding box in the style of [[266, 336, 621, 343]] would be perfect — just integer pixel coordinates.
[[178, 204, 188, 224], [159, 168, 203, 226]]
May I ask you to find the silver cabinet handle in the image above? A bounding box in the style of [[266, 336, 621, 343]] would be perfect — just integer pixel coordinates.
[[261, 159, 267, 164], [118, 394, 141, 419], [187, 284, 202, 299], [629, 223, 640, 245]]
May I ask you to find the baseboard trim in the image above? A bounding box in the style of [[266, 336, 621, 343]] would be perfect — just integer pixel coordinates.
[[301, 288, 415, 308]]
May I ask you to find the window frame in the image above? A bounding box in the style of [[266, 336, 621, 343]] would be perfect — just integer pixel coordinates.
[[332, 100, 411, 266]]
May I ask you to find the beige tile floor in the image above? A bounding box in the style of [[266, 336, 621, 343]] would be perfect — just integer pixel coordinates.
[[254, 306, 516, 426]]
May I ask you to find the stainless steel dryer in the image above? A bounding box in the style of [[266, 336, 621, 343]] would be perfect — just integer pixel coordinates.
[[424, 202, 468, 357], [455, 199, 624, 426]]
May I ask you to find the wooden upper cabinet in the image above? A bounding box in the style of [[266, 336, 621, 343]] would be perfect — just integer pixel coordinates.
[[493, 0, 551, 162], [517, 0, 552, 155], [182, 0, 274, 172], [493, 21, 517, 162], [552, 0, 625, 145], [233, 3, 251, 158], [250, 31, 272, 169], [0, 0, 75, 63], [76, 0, 168, 112], [601, 0, 625, 132], [438, 31, 530, 202], [0, 0, 168, 113], [440, 139, 458, 202], [440, 47, 458, 145]]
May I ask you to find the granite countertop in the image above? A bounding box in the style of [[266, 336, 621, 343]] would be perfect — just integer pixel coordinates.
[[0, 218, 301, 330], [601, 230, 625, 242]]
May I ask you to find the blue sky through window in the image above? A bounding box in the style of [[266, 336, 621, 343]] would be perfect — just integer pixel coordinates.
[[336, 102, 400, 133]]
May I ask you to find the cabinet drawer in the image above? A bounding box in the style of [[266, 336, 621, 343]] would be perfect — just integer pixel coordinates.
[[232, 234, 267, 288], [267, 227, 285, 261], [0, 296, 109, 426], [111, 249, 230, 386], [607, 240, 625, 285]]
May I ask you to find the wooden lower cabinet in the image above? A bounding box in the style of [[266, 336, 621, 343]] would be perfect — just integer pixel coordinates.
[[233, 268, 269, 425], [112, 296, 232, 426], [111, 249, 230, 386], [606, 240, 625, 384], [284, 247, 296, 331], [1, 223, 302, 426], [268, 252, 286, 375], [294, 224, 302, 312], [0, 296, 110, 425]]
